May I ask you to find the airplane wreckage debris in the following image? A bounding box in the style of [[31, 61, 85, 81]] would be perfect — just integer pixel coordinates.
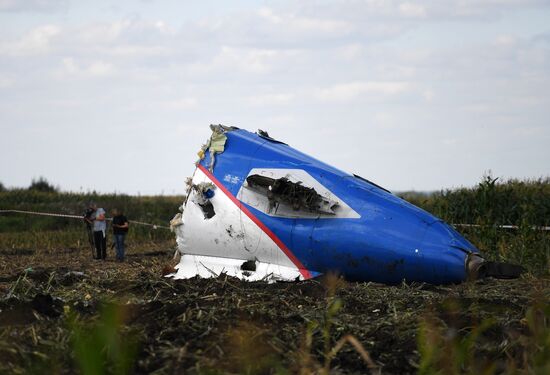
[[169, 125, 523, 285]]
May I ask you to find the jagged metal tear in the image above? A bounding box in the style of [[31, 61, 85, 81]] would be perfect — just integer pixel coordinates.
[[170, 166, 310, 283]]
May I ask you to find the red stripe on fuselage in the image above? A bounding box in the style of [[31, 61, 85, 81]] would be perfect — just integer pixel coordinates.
[[197, 164, 313, 279]]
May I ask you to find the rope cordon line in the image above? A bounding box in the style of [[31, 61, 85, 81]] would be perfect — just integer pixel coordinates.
[[0, 209, 170, 230], [451, 223, 550, 231], [1, 209, 549, 231]]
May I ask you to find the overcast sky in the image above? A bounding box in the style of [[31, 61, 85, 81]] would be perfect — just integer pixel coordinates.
[[1, 0, 549, 194]]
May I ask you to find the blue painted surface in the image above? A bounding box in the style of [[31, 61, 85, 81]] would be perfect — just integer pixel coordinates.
[[200, 128, 479, 284]]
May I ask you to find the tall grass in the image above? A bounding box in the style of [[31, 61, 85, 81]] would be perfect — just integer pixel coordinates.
[[0, 189, 183, 233], [0, 190, 182, 250], [417, 296, 550, 375], [67, 302, 139, 375]]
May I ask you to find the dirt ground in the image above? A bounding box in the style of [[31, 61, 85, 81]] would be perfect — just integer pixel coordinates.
[[0, 244, 548, 374]]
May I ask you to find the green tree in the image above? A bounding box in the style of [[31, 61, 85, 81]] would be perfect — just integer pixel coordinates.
[[29, 177, 58, 192]]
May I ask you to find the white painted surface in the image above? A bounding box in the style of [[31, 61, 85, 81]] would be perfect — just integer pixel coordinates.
[[172, 167, 305, 281], [173, 254, 303, 282]]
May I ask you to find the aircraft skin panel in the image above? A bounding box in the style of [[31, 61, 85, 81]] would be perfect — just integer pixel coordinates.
[[173, 127, 484, 285], [174, 254, 306, 281], [173, 164, 313, 281]]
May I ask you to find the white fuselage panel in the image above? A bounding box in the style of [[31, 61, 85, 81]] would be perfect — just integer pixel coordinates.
[[172, 166, 303, 281]]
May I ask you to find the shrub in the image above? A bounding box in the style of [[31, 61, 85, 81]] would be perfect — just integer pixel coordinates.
[[29, 177, 58, 193]]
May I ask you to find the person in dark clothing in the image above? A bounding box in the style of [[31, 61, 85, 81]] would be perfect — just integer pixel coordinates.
[[83, 204, 96, 258], [112, 209, 129, 261]]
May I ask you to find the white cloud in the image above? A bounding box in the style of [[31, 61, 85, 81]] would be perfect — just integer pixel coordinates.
[[61, 57, 77, 74], [107, 45, 169, 58], [188, 45, 299, 75], [0, 75, 13, 88], [58, 58, 114, 77], [163, 98, 199, 110], [1, 1, 549, 193], [449, 0, 546, 17], [247, 93, 295, 107], [495, 35, 517, 46], [315, 81, 411, 101], [87, 61, 114, 76], [258, 7, 352, 34], [398, 2, 427, 18], [0, 0, 67, 13], [0, 24, 60, 56], [422, 89, 435, 102]]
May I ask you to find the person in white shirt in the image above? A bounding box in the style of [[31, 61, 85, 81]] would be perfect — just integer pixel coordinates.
[[90, 203, 107, 260]]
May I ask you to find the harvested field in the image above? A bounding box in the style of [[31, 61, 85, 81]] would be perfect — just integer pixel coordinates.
[[0, 243, 548, 374]]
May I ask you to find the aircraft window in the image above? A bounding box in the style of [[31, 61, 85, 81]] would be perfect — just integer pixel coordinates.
[[246, 174, 338, 215], [238, 168, 361, 219]]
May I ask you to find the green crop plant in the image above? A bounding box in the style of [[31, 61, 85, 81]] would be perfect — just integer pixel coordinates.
[[66, 302, 139, 375], [417, 294, 550, 375], [297, 273, 378, 375], [417, 308, 495, 375]]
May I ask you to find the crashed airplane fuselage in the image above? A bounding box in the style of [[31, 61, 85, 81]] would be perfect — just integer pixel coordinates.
[[171, 126, 489, 285]]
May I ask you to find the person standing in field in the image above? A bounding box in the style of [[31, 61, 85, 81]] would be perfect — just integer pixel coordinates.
[[83, 203, 96, 258], [112, 209, 129, 262], [91, 203, 107, 260]]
